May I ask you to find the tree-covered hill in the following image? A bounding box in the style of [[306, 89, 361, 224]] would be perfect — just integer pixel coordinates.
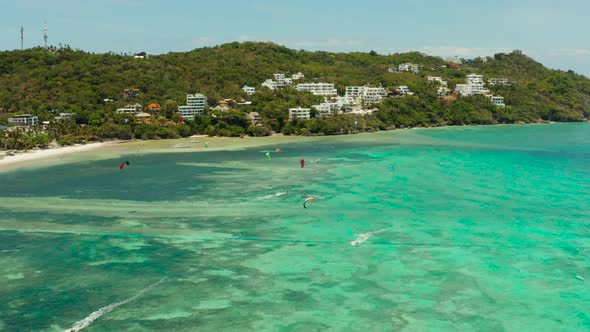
[[0, 42, 588, 144]]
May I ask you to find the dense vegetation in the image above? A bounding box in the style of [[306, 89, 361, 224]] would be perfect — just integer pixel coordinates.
[[0, 42, 588, 149]]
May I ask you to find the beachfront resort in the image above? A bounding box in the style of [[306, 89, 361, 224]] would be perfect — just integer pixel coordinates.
[[3, 63, 507, 131], [0, 46, 528, 153]]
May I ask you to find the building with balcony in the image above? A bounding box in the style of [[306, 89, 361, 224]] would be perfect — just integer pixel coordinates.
[[296, 83, 337, 96], [455, 74, 489, 96], [116, 103, 143, 114], [134, 112, 152, 124], [291, 72, 305, 80], [288, 107, 311, 120], [488, 78, 511, 86], [490, 96, 506, 107], [427, 76, 448, 86], [312, 102, 339, 117], [398, 62, 419, 73], [396, 86, 414, 96], [345, 86, 388, 105], [8, 114, 39, 127], [242, 85, 256, 95], [178, 93, 207, 119]]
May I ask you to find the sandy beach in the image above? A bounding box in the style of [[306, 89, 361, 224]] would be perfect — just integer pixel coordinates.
[[0, 142, 116, 169], [0, 135, 315, 172]]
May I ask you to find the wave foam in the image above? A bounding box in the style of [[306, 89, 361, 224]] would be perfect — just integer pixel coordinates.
[[64, 278, 165, 332], [351, 229, 387, 246]]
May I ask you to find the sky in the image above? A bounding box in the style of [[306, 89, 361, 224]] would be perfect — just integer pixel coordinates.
[[1, 0, 589, 76]]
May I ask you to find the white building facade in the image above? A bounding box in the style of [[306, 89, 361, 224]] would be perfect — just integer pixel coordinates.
[[8, 114, 39, 127], [261, 79, 278, 90], [490, 96, 506, 107], [117, 103, 143, 114], [427, 76, 448, 86], [398, 63, 419, 73], [242, 85, 256, 95], [427, 76, 450, 96], [312, 103, 337, 117], [396, 86, 414, 96], [261, 72, 303, 90], [178, 93, 207, 119], [289, 107, 311, 120], [488, 78, 511, 86], [291, 72, 305, 80], [296, 83, 338, 97], [345, 86, 388, 105], [455, 74, 489, 96]]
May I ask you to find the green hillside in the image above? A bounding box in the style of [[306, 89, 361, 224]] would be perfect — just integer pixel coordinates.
[[0, 42, 588, 147]]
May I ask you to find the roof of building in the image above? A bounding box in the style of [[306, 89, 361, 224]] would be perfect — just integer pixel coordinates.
[[212, 105, 231, 111], [135, 112, 151, 117], [125, 103, 142, 108], [147, 103, 161, 108]]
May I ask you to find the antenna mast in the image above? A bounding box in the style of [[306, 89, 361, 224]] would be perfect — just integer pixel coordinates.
[[43, 21, 48, 49], [20, 26, 24, 50]]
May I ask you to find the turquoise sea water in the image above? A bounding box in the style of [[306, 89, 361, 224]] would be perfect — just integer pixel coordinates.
[[0, 123, 589, 331]]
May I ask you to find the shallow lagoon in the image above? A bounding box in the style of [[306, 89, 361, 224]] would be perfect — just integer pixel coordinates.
[[0, 123, 588, 331]]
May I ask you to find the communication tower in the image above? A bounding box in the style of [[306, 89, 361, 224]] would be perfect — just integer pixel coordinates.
[[43, 21, 48, 49]]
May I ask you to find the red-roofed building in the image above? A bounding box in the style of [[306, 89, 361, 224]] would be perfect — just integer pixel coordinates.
[[145, 103, 162, 113]]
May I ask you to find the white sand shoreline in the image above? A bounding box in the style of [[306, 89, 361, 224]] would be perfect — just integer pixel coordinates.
[[0, 141, 116, 168]]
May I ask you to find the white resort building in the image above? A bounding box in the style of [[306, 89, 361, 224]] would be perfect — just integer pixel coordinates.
[[454, 74, 506, 106], [8, 114, 39, 127], [396, 86, 414, 96], [116, 103, 143, 114], [398, 63, 419, 73], [455, 74, 489, 96], [427, 77, 450, 96], [312, 103, 337, 117], [296, 83, 338, 97], [427, 76, 448, 86], [178, 93, 207, 119], [242, 85, 256, 95], [261, 79, 278, 90], [291, 72, 305, 80], [490, 96, 506, 107], [345, 86, 388, 105], [55, 112, 74, 120], [288, 107, 311, 120], [261, 72, 304, 90], [488, 78, 511, 86], [273, 73, 293, 87]]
